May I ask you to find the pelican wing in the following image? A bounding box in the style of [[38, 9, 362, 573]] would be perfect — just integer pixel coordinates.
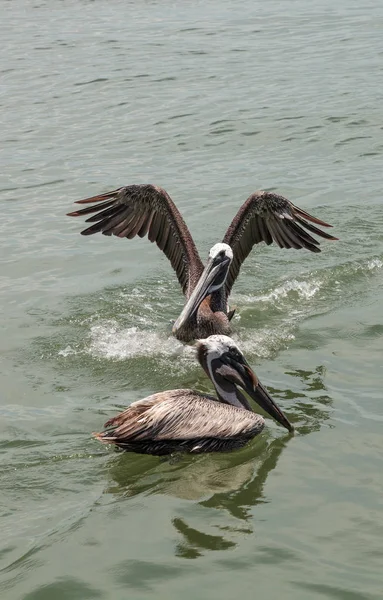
[[94, 390, 263, 445], [222, 191, 337, 295], [67, 184, 203, 295]]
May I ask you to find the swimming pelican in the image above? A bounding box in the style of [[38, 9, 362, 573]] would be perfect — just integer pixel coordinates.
[[93, 335, 293, 455], [68, 184, 337, 341]]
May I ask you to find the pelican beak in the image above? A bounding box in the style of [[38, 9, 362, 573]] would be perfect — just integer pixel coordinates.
[[172, 255, 231, 334], [248, 377, 294, 433], [226, 354, 294, 433]]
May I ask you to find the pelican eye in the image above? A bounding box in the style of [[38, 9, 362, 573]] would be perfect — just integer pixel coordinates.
[[213, 250, 226, 263]]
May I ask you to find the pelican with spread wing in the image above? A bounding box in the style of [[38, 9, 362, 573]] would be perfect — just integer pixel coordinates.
[[94, 335, 293, 456], [68, 184, 337, 341]]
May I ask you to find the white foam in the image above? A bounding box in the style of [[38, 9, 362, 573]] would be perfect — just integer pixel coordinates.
[[237, 278, 322, 305], [367, 258, 383, 270], [237, 327, 296, 359], [58, 345, 77, 357], [228, 277, 323, 358], [87, 319, 189, 360], [84, 318, 295, 363]]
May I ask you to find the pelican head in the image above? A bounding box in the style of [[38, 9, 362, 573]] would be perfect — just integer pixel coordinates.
[[172, 243, 233, 335], [196, 335, 294, 432]]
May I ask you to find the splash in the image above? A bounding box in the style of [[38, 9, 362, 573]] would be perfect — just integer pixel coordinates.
[[88, 319, 189, 360], [367, 258, 383, 270], [245, 278, 322, 304], [58, 345, 77, 357], [57, 255, 383, 364], [238, 327, 296, 359]]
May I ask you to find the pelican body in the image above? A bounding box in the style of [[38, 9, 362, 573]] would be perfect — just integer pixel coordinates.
[[68, 184, 337, 341], [94, 335, 293, 455]]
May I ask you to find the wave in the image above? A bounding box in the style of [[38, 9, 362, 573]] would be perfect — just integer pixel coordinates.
[[237, 278, 322, 305], [235, 254, 383, 311]]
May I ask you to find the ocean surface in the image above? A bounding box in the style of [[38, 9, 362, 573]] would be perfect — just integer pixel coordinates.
[[1, 1, 383, 599]]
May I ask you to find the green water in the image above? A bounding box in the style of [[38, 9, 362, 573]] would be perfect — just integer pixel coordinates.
[[1, 1, 383, 598]]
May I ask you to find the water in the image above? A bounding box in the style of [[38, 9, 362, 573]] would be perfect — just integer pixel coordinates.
[[1, 1, 383, 598]]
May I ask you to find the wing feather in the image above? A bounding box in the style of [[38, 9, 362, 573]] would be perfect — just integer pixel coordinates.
[[278, 222, 304, 250], [94, 391, 262, 445], [68, 184, 203, 295], [222, 191, 337, 295], [137, 211, 154, 238]]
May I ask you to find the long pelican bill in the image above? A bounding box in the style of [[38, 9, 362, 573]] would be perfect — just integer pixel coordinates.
[[172, 251, 231, 335], [249, 379, 294, 433], [224, 352, 294, 433]]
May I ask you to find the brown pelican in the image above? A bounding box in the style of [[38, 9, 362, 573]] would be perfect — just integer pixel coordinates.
[[93, 335, 293, 455], [67, 184, 337, 341]]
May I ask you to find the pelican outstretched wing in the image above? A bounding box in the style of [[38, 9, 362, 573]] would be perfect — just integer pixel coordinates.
[[222, 191, 337, 295], [67, 184, 203, 296]]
